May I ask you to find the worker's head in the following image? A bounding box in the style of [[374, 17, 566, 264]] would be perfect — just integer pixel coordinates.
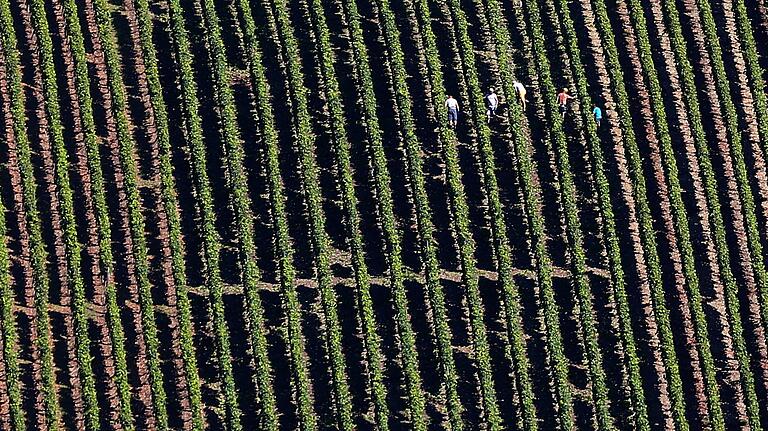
[[489, 87, 494, 92], [563, 88, 569, 93]]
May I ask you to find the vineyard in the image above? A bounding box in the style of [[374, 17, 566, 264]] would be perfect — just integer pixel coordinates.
[[1, 0, 768, 426]]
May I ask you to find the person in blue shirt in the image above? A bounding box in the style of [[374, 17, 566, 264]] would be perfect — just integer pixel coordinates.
[[592, 103, 602, 128]]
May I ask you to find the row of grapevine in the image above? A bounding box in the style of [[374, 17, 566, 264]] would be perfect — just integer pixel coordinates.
[[730, 0, 768, 238], [56, 0, 135, 424], [586, 0, 690, 427], [518, 0, 619, 426], [4, 0, 768, 427], [547, 0, 650, 426], [401, 0, 497, 424], [229, 0, 318, 427], [335, 0, 439, 426], [470, 0, 577, 427], [453, 0, 544, 428], [437, 0, 548, 427], [26, 0, 102, 425], [300, 0, 395, 426], [129, 0, 208, 426], [622, 0, 726, 426], [687, 0, 768, 356], [163, 0, 234, 427], [195, 0, 281, 424], [364, 0, 468, 426], [654, 0, 762, 427], [0, 0, 62, 427], [0, 45, 23, 430], [86, 0, 170, 424], [264, 0, 357, 427], [0, 195, 23, 430], [731, 0, 768, 353]]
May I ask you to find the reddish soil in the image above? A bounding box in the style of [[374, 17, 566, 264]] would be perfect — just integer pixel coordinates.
[[47, 0, 125, 426], [575, 0, 677, 426], [712, 0, 768, 253], [15, 1, 88, 427], [677, 0, 768, 404], [646, 0, 749, 425], [612, 0, 713, 425], [0, 33, 50, 431], [119, 0, 194, 425], [79, 0, 156, 426]]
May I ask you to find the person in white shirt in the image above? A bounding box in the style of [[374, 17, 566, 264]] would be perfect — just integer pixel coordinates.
[[513, 80, 527, 110], [486, 87, 499, 123], [445, 95, 460, 128]]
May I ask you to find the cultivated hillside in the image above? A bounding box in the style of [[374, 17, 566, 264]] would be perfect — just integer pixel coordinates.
[[1, 0, 768, 428]]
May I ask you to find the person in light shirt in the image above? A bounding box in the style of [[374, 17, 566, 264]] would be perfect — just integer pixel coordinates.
[[513, 80, 527, 110], [445, 95, 460, 128], [486, 87, 499, 123]]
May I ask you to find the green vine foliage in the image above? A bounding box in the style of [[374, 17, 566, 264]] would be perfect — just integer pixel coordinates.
[[231, 0, 318, 428], [90, 0, 171, 423], [548, 0, 649, 427], [57, 0, 135, 424], [265, 0, 355, 427], [0, 0, 62, 427], [0, 198, 24, 431], [658, 0, 762, 427], [27, 0, 101, 425], [588, 0, 689, 427]]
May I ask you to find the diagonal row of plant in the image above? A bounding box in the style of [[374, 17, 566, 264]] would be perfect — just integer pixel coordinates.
[[519, 0, 619, 426], [0, 52, 23, 431], [195, 0, 288, 426], [547, 0, 650, 427], [361, 0, 474, 426], [27, 0, 102, 425], [588, 0, 689, 427], [622, 0, 726, 427], [731, 0, 768, 255], [230, 0, 318, 428], [88, 0, 172, 424], [656, 0, 762, 427], [703, 0, 768, 350], [56, 0, 136, 425], [129, 0, 212, 426], [407, 0, 537, 424], [419, 0, 537, 427], [301, 0, 409, 426], [437, 0, 551, 427], [0, 0, 62, 427], [263, 0, 355, 427], [336, 0, 450, 426], [232, 0, 317, 431], [0, 194, 24, 431], [0, 47, 26, 431], [473, 0, 578, 427]]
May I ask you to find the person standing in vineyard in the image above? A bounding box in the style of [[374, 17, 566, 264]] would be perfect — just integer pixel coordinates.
[[446, 95, 460, 128], [486, 87, 499, 123], [592, 103, 602, 127], [513, 80, 527, 110], [557, 88, 574, 118]]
